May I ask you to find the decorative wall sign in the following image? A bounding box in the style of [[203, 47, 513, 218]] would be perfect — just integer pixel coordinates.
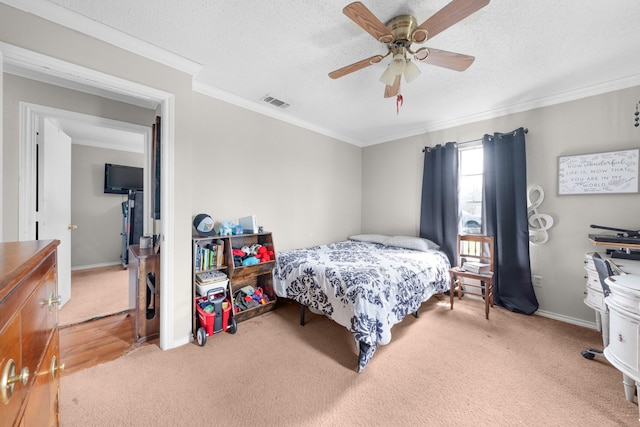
[[527, 185, 554, 244], [558, 149, 639, 195]]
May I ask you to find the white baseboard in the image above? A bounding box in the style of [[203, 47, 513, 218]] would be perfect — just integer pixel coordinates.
[[71, 261, 122, 271], [461, 289, 598, 330], [534, 309, 597, 330]]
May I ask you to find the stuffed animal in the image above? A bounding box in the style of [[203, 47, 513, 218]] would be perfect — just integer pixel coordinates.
[[254, 245, 275, 262], [219, 219, 235, 236], [241, 256, 259, 266]]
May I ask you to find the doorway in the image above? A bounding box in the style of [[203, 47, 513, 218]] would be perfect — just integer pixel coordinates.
[[21, 104, 153, 326], [4, 41, 176, 350]]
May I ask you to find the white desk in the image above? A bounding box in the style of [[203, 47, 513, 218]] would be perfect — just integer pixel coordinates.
[[583, 253, 640, 342], [604, 273, 640, 417]]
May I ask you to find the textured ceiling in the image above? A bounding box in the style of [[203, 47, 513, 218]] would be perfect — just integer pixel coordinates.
[[14, 1, 640, 146]]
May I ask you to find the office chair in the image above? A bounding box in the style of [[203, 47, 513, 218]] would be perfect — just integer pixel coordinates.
[[581, 252, 613, 360]]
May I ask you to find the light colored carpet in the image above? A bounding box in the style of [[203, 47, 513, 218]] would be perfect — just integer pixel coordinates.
[[59, 265, 130, 326], [60, 297, 638, 427], [60, 296, 638, 426]]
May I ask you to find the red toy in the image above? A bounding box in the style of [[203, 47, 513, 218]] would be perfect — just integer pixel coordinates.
[[252, 287, 269, 305], [254, 245, 275, 262]]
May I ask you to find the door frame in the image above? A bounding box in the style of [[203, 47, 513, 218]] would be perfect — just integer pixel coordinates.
[[2, 42, 177, 350], [19, 103, 153, 309], [18, 103, 154, 239]]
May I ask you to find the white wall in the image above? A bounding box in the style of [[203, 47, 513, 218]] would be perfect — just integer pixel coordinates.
[[2, 73, 155, 243], [1, 2, 194, 347], [362, 86, 640, 326], [0, 3, 362, 348], [2, 1, 636, 341], [190, 92, 362, 252], [71, 144, 144, 268]]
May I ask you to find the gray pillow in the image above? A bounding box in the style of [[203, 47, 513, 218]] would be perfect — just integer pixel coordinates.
[[385, 235, 440, 251], [348, 234, 389, 245]]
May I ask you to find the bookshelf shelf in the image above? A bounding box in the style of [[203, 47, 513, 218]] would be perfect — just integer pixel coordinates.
[[191, 232, 277, 340]]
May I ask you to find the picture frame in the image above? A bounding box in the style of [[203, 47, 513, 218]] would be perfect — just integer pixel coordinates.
[[557, 148, 639, 195]]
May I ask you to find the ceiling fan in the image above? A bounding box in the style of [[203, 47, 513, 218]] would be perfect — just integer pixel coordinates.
[[329, 0, 490, 98]]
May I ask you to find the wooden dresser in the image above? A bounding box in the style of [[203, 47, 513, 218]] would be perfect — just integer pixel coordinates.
[[0, 240, 62, 426]]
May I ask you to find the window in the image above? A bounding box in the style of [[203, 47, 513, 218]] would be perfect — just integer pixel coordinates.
[[459, 144, 483, 234]]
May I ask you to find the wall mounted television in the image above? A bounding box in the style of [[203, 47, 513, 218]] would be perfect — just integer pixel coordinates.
[[104, 163, 143, 194]]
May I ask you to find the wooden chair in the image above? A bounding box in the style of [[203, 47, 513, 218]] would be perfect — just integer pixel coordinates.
[[449, 234, 495, 319]]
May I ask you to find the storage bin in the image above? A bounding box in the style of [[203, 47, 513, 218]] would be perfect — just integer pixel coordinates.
[[196, 279, 229, 296]]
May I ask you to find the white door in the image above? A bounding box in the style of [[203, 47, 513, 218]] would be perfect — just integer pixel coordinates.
[[39, 118, 72, 307]]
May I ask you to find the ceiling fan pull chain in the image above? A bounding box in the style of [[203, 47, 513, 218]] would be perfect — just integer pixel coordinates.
[[396, 94, 403, 114]]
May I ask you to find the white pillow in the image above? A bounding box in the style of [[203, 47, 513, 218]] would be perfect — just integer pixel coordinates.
[[348, 234, 389, 245], [385, 235, 440, 251]]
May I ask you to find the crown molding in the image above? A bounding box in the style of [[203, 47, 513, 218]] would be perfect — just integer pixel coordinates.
[[0, 0, 202, 77], [364, 72, 640, 146], [192, 80, 363, 147]]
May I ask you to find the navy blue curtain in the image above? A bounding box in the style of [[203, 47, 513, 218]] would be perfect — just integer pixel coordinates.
[[420, 142, 458, 266], [482, 128, 538, 314]]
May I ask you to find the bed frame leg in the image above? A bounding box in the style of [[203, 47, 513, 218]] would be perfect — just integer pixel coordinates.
[[413, 308, 419, 318], [300, 304, 305, 326]]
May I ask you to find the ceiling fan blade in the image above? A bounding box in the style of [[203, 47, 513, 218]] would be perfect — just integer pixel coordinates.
[[384, 75, 401, 98], [329, 55, 383, 79], [418, 48, 475, 71], [343, 2, 393, 44], [413, 0, 489, 42]]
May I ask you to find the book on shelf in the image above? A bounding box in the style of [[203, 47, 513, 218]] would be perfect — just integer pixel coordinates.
[[462, 261, 491, 273], [215, 240, 224, 267], [194, 240, 225, 271]]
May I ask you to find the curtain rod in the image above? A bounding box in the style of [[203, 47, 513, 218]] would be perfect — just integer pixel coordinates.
[[422, 128, 528, 152]]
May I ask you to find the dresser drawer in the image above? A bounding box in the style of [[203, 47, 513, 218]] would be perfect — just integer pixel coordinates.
[[21, 266, 57, 388], [584, 283, 606, 312], [0, 314, 24, 423], [0, 240, 60, 426], [22, 329, 60, 427], [608, 307, 640, 373]]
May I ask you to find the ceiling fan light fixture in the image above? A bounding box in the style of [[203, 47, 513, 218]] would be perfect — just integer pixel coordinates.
[[379, 64, 396, 86], [389, 53, 406, 75], [403, 59, 421, 83], [331, 1, 490, 98]]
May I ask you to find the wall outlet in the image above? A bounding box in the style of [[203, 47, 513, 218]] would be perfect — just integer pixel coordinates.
[[533, 275, 543, 287]]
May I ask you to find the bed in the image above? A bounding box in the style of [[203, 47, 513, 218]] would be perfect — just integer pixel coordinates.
[[272, 235, 451, 372]]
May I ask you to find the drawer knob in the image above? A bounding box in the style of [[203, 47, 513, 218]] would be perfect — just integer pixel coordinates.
[[1, 359, 29, 404], [618, 333, 625, 343], [42, 293, 62, 310], [50, 356, 65, 380]]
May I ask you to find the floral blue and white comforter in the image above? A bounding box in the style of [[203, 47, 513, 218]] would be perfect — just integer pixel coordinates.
[[272, 240, 450, 372]]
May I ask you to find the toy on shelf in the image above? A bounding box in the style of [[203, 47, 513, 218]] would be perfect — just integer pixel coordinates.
[[232, 285, 270, 312], [254, 245, 274, 262], [232, 244, 274, 266], [219, 219, 235, 236]]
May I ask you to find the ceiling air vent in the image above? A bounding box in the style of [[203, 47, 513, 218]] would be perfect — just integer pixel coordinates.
[[260, 95, 290, 109]]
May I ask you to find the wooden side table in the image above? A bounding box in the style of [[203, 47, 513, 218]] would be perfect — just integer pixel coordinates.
[[128, 244, 160, 343]]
